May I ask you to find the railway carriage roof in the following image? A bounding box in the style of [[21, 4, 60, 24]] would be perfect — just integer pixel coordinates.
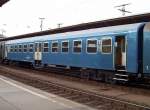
[[1, 13, 150, 42], [0, 0, 9, 7], [5, 23, 143, 44]]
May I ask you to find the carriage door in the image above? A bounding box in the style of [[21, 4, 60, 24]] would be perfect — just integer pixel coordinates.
[[4, 45, 8, 58], [114, 36, 126, 70], [2, 42, 6, 59], [34, 42, 42, 61]]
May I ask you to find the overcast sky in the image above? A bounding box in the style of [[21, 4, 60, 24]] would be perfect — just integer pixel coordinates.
[[0, 0, 150, 37]]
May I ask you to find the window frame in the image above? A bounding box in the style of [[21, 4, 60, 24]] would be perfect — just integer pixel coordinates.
[[29, 43, 34, 53], [73, 40, 82, 54], [101, 37, 112, 54], [10, 45, 14, 52], [18, 44, 23, 52], [51, 41, 59, 53], [14, 45, 18, 53], [43, 42, 49, 53], [61, 40, 69, 53], [23, 44, 28, 52], [86, 39, 98, 54]]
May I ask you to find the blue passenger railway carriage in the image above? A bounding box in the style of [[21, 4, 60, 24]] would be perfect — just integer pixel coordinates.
[[1, 22, 150, 83]]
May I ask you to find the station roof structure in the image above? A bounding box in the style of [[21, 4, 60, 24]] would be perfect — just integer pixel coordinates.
[[0, 0, 9, 7], [1, 13, 150, 41]]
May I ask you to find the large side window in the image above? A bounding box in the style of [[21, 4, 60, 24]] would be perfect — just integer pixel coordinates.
[[23, 44, 28, 52], [43, 42, 49, 52], [61, 41, 69, 53], [101, 38, 112, 54], [87, 39, 97, 53], [29, 44, 34, 52], [51, 41, 58, 53], [73, 40, 82, 53]]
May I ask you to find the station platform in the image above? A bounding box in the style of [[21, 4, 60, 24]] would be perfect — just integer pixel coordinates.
[[0, 75, 95, 110]]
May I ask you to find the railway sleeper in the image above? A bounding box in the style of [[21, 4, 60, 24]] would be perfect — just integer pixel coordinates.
[[47, 89, 60, 92], [51, 90, 67, 95], [96, 103, 111, 110], [84, 100, 104, 106], [57, 92, 72, 96], [39, 86, 51, 90], [65, 94, 81, 99], [84, 101, 98, 105], [59, 92, 77, 97], [46, 89, 59, 93], [74, 97, 92, 103]]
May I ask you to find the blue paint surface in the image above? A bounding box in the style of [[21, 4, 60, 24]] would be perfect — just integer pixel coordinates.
[[126, 32, 138, 73], [143, 32, 150, 74]]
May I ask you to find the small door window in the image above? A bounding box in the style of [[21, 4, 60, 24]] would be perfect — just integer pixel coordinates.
[[39, 43, 42, 52], [35, 43, 38, 52]]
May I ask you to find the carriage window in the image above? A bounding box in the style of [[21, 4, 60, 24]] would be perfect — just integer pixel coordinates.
[[14, 45, 18, 52], [29, 44, 34, 52], [101, 38, 112, 53], [23, 44, 28, 52], [73, 40, 82, 53], [62, 41, 69, 53], [18, 45, 22, 52], [52, 41, 58, 53], [43, 42, 49, 52], [10, 45, 14, 52], [87, 39, 97, 53]]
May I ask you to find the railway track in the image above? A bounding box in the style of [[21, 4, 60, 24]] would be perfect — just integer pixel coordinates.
[[1, 64, 150, 99], [2, 61, 150, 91], [0, 65, 150, 110], [17, 64, 150, 96]]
